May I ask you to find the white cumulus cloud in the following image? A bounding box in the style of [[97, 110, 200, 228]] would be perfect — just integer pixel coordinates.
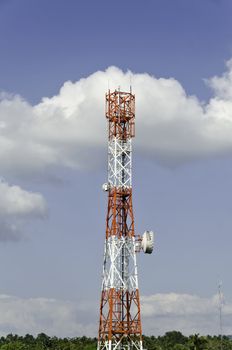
[[1, 61, 232, 240], [1, 61, 232, 177], [0, 182, 46, 218], [0, 182, 47, 241]]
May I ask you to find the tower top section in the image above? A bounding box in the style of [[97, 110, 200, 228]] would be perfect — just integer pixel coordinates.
[[106, 90, 135, 141]]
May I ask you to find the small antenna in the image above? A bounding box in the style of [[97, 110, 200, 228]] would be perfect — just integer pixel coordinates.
[[130, 74, 132, 93], [218, 281, 224, 350]]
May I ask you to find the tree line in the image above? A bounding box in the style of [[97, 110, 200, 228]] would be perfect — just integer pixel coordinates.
[[0, 331, 231, 349]]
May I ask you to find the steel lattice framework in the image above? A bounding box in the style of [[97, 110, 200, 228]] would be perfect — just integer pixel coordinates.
[[98, 90, 143, 350]]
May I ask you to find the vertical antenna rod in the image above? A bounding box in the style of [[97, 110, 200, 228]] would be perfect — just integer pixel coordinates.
[[218, 282, 223, 350]]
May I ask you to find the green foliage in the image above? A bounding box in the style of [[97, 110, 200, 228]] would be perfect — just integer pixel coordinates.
[[0, 332, 230, 349]]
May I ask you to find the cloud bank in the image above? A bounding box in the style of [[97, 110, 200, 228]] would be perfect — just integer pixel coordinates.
[[0, 294, 96, 337], [0, 292, 229, 337], [141, 293, 230, 335]]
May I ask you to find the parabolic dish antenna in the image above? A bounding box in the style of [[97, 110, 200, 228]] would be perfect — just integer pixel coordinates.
[[142, 230, 154, 254]]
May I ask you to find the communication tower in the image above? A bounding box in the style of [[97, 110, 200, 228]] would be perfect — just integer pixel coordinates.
[[98, 89, 154, 350]]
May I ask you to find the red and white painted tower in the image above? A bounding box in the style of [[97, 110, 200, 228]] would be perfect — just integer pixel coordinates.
[[98, 89, 154, 350]]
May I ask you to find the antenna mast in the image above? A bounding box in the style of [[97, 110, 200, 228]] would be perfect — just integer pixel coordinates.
[[218, 282, 223, 350]]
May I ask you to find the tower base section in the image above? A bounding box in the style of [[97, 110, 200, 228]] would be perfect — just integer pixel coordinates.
[[97, 338, 143, 350]]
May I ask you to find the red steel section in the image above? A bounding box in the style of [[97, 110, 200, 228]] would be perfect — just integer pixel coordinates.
[[106, 90, 135, 140]]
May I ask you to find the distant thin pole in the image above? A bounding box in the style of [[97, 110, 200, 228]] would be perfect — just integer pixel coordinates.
[[218, 281, 223, 350]]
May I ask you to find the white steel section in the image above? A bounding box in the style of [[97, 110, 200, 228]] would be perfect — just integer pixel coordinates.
[[99, 236, 143, 349], [98, 339, 142, 350], [108, 137, 132, 189], [101, 236, 139, 292]]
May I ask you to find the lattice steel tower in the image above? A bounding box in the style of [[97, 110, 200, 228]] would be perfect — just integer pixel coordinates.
[[98, 89, 154, 350]]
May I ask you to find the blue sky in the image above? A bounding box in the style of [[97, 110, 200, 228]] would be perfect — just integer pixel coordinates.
[[0, 0, 232, 337], [1, 0, 232, 101]]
